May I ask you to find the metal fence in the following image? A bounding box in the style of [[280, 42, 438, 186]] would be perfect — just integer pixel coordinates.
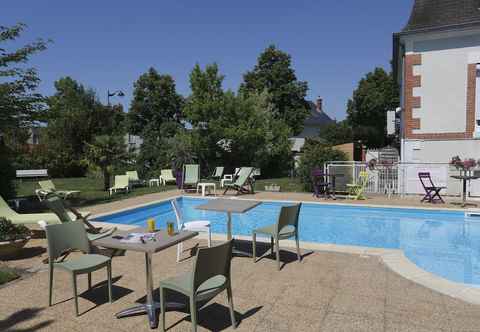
[[325, 161, 479, 198]]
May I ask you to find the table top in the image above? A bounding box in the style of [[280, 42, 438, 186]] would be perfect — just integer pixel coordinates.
[[92, 227, 198, 254], [195, 198, 261, 214], [450, 175, 480, 180]]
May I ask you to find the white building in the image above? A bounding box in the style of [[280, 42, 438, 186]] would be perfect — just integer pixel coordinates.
[[393, 0, 480, 164]]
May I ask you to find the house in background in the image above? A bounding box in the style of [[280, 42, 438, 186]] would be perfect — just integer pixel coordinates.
[[393, 0, 480, 163], [290, 97, 333, 153]]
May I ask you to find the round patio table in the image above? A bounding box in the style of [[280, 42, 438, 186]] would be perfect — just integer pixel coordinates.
[[450, 175, 479, 207]]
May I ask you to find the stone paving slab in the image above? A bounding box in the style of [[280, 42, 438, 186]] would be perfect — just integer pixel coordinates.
[[2, 237, 480, 331]]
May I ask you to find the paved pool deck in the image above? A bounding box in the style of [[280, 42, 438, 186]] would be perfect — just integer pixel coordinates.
[[3, 237, 480, 332]]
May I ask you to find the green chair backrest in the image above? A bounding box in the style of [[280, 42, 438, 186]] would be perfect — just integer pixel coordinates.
[[161, 169, 174, 179], [276, 204, 301, 234], [0, 195, 16, 218], [183, 164, 199, 184], [358, 171, 369, 187], [39, 180, 56, 191], [193, 240, 233, 292], [213, 167, 224, 178], [126, 171, 139, 182], [44, 196, 75, 223], [45, 221, 90, 260], [115, 175, 130, 188], [233, 167, 253, 186]]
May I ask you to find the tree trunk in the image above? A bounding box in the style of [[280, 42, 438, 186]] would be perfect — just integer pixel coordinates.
[[103, 168, 111, 191]]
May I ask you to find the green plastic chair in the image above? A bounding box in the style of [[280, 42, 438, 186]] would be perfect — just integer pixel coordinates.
[[109, 175, 130, 196], [183, 164, 200, 190], [252, 204, 302, 271], [159, 240, 236, 332], [126, 170, 145, 187], [44, 196, 116, 242], [45, 221, 113, 316], [223, 167, 254, 195], [160, 169, 176, 185], [347, 171, 369, 200], [211, 166, 224, 180]]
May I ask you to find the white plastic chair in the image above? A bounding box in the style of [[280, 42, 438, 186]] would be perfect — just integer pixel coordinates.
[[171, 199, 212, 262]]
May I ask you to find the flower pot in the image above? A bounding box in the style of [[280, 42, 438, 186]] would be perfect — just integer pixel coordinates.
[[0, 237, 30, 259]]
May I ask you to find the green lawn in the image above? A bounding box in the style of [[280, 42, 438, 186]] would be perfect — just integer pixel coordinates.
[[0, 268, 19, 285], [14, 176, 305, 208], [15, 177, 178, 207]]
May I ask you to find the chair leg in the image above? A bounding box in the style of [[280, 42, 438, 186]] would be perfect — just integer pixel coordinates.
[[275, 238, 280, 271], [227, 284, 236, 329], [88, 272, 92, 290], [160, 287, 166, 332], [270, 237, 274, 256], [72, 273, 79, 316], [177, 242, 182, 262], [295, 234, 301, 262], [189, 296, 197, 332], [252, 233, 257, 262], [207, 228, 212, 247], [48, 265, 54, 306], [107, 262, 112, 303]]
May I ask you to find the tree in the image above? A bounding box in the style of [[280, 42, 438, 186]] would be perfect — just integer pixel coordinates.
[[240, 45, 310, 135], [183, 63, 227, 170], [84, 135, 128, 191], [0, 23, 49, 198], [346, 67, 399, 148], [297, 140, 347, 191], [44, 77, 125, 177], [0, 23, 49, 132], [318, 120, 353, 146], [128, 68, 183, 136], [183, 63, 225, 126]]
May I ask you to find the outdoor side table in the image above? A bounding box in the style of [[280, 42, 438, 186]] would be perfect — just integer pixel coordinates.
[[92, 228, 198, 329], [196, 182, 216, 196], [148, 178, 160, 187], [195, 198, 261, 257], [451, 175, 479, 207]]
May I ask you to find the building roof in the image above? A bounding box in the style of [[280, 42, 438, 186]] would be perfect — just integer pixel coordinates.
[[403, 0, 480, 33], [304, 101, 333, 126]]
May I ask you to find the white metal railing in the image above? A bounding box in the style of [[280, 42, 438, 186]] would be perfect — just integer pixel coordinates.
[[325, 161, 475, 198]]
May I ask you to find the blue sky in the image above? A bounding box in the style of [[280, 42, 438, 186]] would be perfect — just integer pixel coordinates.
[[3, 1, 414, 120]]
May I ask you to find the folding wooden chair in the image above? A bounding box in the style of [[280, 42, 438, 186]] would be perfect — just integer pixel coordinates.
[[418, 172, 445, 204]]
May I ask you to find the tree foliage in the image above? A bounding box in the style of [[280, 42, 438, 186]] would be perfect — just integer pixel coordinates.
[[0, 23, 49, 132], [84, 135, 128, 190], [346, 67, 399, 148], [318, 120, 353, 146], [44, 77, 125, 177], [240, 45, 309, 135], [297, 140, 347, 191], [128, 67, 183, 136]]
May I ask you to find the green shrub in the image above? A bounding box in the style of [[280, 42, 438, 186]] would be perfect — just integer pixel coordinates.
[[297, 140, 348, 191], [0, 218, 30, 242]]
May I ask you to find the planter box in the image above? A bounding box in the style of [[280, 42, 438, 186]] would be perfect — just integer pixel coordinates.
[[0, 237, 30, 259]]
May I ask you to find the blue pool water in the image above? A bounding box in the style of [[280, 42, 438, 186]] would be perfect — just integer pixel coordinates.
[[96, 197, 480, 286]]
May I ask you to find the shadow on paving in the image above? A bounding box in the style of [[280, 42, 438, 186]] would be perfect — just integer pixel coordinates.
[[50, 276, 133, 316], [135, 289, 263, 330], [233, 239, 313, 270], [0, 308, 54, 332], [2, 247, 46, 261]]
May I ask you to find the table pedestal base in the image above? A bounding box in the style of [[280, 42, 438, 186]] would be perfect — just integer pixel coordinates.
[[116, 301, 185, 329]]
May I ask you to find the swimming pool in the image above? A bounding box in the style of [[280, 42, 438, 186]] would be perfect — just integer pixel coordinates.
[[95, 196, 480, 286]]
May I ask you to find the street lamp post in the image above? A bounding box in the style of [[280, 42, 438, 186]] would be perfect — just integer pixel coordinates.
[[107, 89, 125, 106]]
